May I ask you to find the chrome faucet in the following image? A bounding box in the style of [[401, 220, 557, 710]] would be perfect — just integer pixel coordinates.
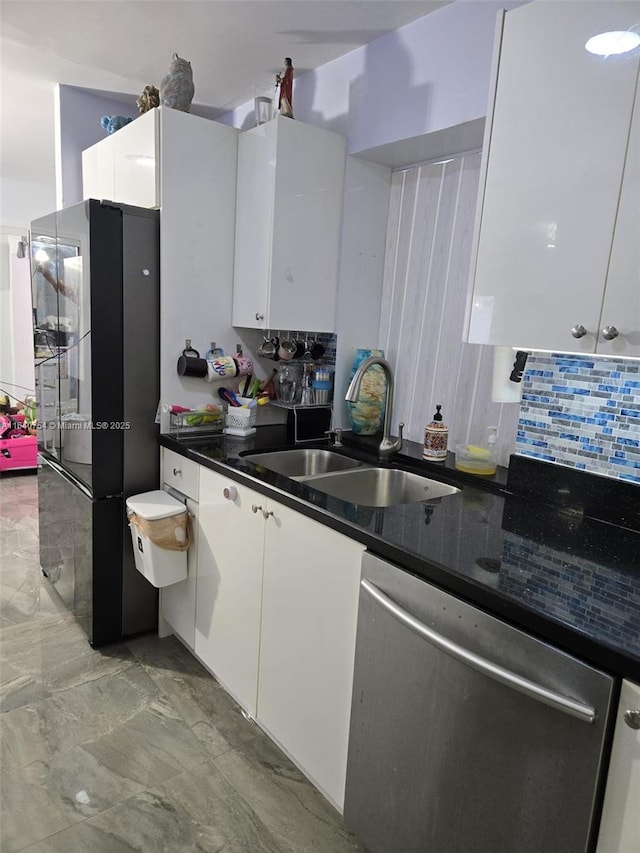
[[345, 356, 404, 457]]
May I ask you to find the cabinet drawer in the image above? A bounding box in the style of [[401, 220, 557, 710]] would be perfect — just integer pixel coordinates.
[[162, 449, 199, 498]]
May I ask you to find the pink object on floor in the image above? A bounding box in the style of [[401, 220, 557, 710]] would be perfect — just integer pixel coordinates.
[[0, 435, 38, 471]]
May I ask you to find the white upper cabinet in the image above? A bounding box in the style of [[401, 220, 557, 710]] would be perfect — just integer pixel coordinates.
[[83, 107, 239, 412], [82, 108, 158, 207], [467, 2, 640, 355], [232, 116, 346, 332]]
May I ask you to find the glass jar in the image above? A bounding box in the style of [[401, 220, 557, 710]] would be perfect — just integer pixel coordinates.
[[274, 362, 302, 404]]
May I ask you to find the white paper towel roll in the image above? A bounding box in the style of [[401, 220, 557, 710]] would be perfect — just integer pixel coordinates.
[[492, 347, 523, 403]]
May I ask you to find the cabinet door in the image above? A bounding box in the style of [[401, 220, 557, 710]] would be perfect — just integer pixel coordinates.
[[159, 495, 198, 648], [111, 110, 158, 208], [468, 2, 640, 351], [597, 82, 640, 357], [596, 680, 640, 853], [82, 141, 115, 202], [258, 501, 364, 809], [269, 118, 345, 332], [232, 124, 275, 329], [232, 117, 345, 332], [195, 468, 265, 716]]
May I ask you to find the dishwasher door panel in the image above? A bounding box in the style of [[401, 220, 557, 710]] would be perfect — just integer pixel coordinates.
[[344, 552, 615, 853]]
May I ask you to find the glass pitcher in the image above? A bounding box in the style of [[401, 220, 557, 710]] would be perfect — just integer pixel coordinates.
[[274, 362, 302, 404]]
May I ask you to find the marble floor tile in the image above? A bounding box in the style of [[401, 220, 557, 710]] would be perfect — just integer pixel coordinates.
[[214, 732, 363, 853], [1, 473, 364, 853], [127, 634, 261, 757], [21, 761, 286, 853]]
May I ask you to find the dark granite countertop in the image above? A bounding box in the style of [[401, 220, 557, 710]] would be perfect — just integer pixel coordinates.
[[160, 427, 640, 682]]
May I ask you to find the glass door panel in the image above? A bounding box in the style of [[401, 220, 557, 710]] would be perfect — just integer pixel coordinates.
[[54, 203, 91, 487]]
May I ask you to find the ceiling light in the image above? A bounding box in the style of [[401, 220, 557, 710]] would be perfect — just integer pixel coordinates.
[[585, 30, 640, 56]]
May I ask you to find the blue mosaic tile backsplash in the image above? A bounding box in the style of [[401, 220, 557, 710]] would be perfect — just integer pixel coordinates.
[[501, 532, 640, 657], [516, 353, 640, 483]]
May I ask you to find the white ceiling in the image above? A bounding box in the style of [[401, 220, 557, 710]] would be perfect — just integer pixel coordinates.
[[0, 0, 449, 189]]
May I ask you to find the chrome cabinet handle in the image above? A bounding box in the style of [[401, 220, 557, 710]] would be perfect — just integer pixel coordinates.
[[571, 324, 587, 339], [172, 468, 181, 476], [360, 579, 597, 724], [255, 312, 264, 322], [601, 325, 619, 341], [624, 709, 640, 729], [251, 504, 273, 520]]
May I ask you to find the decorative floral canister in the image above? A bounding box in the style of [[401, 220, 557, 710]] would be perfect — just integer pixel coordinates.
[[346, 348, 387, 435]]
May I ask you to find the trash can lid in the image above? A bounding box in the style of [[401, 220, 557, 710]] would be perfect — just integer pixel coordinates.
[[126, 490, 187, 521]]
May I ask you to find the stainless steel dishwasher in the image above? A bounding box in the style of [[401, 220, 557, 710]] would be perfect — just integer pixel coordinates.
[[344, 552, 615, 853]]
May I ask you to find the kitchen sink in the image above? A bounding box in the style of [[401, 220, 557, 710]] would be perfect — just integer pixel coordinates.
[[242, 448, 363, 479], [300, 467, 460, 507]]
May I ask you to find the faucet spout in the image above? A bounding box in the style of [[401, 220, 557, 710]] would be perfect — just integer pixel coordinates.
[[345, 356, 403, 457]]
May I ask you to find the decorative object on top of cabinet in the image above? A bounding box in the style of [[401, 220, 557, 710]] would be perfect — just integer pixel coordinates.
[[275, 57, 294, 118], [255, 96, 273, 126], [137, 84, 160, 113], [346, 348, 387, 436], [466, 1, 640, 356], [232, 116, 346, 333], [160, 53, 194, 112], [100, 115, 133, 134]]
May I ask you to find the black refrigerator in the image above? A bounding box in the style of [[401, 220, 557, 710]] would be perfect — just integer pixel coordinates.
[[30, 199, 160, 646]]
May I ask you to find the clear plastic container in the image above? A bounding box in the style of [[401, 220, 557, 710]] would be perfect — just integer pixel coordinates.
[[454, 444, 497, 476]]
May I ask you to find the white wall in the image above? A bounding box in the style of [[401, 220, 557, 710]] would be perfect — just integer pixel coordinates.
[[56, 85, 138, 209], [0, 239, 35, 405], [220, 0, 514, 154]]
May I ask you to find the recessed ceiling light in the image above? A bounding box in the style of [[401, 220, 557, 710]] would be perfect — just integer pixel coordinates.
[[585, 30, 640, 56]]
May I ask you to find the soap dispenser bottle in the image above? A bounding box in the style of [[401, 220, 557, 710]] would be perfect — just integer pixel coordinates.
[[423, 404, 448, 461]]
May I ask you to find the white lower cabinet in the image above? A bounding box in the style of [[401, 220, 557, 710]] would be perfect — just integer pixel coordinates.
[[184, 461, 363, 810], [257, 501, 364, 810], [596, 679, 640, 853], [159, 451, 200, 649], [159, 495, 198, 649], [195, 467, 265, 717]]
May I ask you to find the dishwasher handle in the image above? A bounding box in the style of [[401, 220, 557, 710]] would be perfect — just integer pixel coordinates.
[[361, 579, 597, 724]]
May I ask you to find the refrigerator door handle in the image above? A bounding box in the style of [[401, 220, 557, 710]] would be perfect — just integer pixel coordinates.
[[361, 579, 597, 724], [38, 453, 93, 501]]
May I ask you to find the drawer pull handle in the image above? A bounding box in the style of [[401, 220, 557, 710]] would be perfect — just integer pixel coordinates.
[[172, 468, 182, 476], [223, 485, 237, 501], [251, 504, 263, 514]]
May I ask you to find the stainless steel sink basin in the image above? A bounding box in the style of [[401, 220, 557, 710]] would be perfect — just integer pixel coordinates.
[[301, 467, 460, 507], [242, 448, 363, 479]]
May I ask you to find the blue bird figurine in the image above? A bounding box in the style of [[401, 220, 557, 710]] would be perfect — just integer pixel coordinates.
[[160, 53, 195, 112], [100, 115, 133, 134]]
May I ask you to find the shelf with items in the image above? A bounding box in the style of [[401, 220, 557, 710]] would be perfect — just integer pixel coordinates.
[[271, 400, 333, 411]]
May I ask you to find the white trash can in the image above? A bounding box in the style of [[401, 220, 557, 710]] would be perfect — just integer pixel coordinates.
[[126, 490, 189, 587]]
